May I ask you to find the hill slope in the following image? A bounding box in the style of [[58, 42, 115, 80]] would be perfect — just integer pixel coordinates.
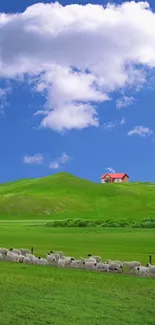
[[0, 172, 154, 221]]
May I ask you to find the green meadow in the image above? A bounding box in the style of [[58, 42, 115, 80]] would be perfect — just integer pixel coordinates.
[[0, 173, 155, 324]]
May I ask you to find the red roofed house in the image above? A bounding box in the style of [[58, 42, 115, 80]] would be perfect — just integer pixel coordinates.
[[101, 173, 129, 183]]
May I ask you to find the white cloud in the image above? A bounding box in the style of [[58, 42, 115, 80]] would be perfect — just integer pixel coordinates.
[[128, 126, 153, 137], [106, 167, 116, 173], [49, 152, 71, 169], [23, 154, 44, 164], [116, 96, 135, 109], [103, 121, 116, 131], [1, 2, 155, 130], [120, 117, 126, 125]]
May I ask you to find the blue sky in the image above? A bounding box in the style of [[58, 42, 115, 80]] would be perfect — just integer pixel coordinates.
[[0, 0, 155, 183]]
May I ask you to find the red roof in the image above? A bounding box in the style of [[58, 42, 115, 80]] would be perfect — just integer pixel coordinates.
[[101, 173, 129, 179]]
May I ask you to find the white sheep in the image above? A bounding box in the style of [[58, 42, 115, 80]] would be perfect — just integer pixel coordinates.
[[146, 264, 155, 276], [46, 253, 56, 264], [38, 257, 48, 265], [109, 263, 122, 272], [123, 261, 141, 269], [7, 252, 19, 262], [49, 252, 60, 260], [23, 257, 31, 264], [58, 258, 66, 267], [0, 248, 8, 254], [96, 263, 109, 272], [70, 259, 83, 268], [88, 254, 102, 263], [135, 266, 150, 277], [25, 253, 36, 261], [84, 261, 97, 270]]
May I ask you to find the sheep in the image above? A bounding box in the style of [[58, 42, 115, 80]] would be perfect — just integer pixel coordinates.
[[58, 257, 74, 268], [0, 248, 8, 254], [10, 248, 21, 255], [70, 259, 83, 268], [88, 254, 102, 263], [7, 252, 19, 262], [17, 255, 25, 263], [46, 253, 56, 264], [146, 264, 155, 276], [109, 263, 122, 272], [23, 257, 31, 264], [37, 257, 48, 265], [0, 253, 2, 260], [135, 266, 150, 277], [96, 263, 109, 272], [84, 261, 97, 270], [58, 258, 66, 267], [25, 254, 36, 261], [123, 261, 141, 269], [49, 252, 60, 260], [19, 249, 30, 255]]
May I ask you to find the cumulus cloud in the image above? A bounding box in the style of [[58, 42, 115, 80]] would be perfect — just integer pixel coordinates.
[[116, 96, 135, 109], [23, 154, 44, 164], [128, 126, 153, 137], [106, 167, 116, 173], [1, 2, 155, 130], [49, 152, 71, 169]]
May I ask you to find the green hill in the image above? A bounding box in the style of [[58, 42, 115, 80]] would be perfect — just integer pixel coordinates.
[[0, 172, 155, 222]]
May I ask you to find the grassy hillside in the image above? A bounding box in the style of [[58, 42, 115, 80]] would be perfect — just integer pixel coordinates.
[[0, 172, 155, 221]]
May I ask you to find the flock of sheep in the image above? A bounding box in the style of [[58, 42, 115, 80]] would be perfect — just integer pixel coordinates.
[[0, 247, 154, 277]]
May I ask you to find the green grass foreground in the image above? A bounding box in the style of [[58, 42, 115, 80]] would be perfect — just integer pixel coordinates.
[[0, 226, 154, 324], [0, 172, 155, 222]]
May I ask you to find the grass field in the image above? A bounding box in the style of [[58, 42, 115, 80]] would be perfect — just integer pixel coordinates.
[[0, 224, 155, 325], [0, 172, 155, 223], [0, 173, 155, 324]]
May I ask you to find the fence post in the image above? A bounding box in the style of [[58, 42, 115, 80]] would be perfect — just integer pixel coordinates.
[[31, 247, 34, 255], [149, 255, 152, 265]]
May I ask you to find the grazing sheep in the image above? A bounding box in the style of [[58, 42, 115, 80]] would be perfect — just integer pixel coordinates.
[[84, 261, 97, 270], [88, 254, 102, 263], [146, 264, 155, 275], [23, 257, 31, 264], [123, 261, 141, 269], [7, 252, 19, 262], [135, 266, 150, 277], [46, 253, 56, 264], [38, 257, 48, 265], [70, 259, 83, 268], [58, 257, 74, 267], [109, 263, 122, 272], [0, 253, 2, 260], [0, 248, 8, 254], [96, 263, 109, 272], [25, 254, 36, 261], [49, 252, 60, 260]]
